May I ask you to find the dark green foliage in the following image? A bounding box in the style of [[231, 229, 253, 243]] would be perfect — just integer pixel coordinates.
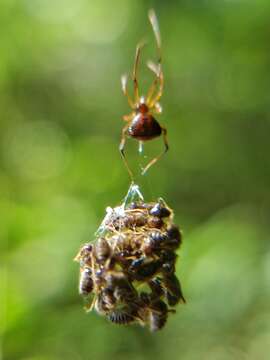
[[1, 1, 270, 359]]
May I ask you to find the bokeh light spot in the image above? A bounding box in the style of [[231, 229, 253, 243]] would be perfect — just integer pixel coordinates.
[[2, 120, 71, 181]]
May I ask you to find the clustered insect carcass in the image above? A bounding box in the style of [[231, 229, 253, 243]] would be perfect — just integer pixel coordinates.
[[75, 197, 185, 331]]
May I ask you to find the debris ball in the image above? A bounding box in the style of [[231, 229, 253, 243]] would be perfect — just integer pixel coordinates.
[[75, 185, 185, 331]]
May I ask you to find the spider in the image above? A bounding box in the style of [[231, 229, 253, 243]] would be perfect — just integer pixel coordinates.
[[119, 9, 169, 179]]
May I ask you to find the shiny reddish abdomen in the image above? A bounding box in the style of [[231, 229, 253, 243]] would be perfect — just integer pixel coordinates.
[[128, 114, 162, 141]]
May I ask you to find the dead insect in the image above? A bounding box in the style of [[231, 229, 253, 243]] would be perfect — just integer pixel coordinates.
[[138, 293, 169, 331], [147, 216, 164, 229], [94, 292, 112, 315], [126, 201, 151, 210], [106, 272, 137, 302], [79, 268, 93, 296], [160, 250, 177, 275], [107, 307, 135, 325], [94, 268, 105, 287], [113, 251, 133, 269], [141, 231, 166, 255], [162, 263, 174, 275], [148, 277, 164, 297], [165, 225, 182, 249], [74, 243, 92, 267], [149, 300, 168, 332], [149, 201, 171, 218], [94, 237, 111, 263], [146, 227, 181, 252], [110, 210, 147, 230], [100, 288, 116, 310], [163, 273, 186, 306], [149, 230, 167, 245], [124, 212, 147, 228], [129, 257, 162, 281], [119, 9, 168, 178], [143, 230, 179, 256]]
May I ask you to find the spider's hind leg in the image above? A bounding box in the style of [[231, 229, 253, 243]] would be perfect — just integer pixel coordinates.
[[141, 126, 168, 175]]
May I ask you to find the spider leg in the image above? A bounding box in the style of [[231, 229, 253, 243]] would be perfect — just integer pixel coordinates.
[[133, 42, 145, 103], [119, 123, 134, 180], [153, 102, 162, 114], [141, 126, 168, 175], [147, 61, 164, 108], [121, 74, 135, 108], [147, 10, 164, 108], [123, 112, 134, 122], [146, 61, 163, 106], [149, 9, 162, 61]]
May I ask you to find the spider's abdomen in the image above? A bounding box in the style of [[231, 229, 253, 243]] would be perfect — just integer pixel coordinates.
[[128, 114, 162, 141]]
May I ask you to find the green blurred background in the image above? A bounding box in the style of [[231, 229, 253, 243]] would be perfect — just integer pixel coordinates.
[[1, 0, 270, 359]]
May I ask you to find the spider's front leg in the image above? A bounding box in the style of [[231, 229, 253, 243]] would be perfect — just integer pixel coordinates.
[[146, 61, 164, 108], [132, 42, 144, 103], [147, 9, 163, 108], [121, 74, 135, 108]]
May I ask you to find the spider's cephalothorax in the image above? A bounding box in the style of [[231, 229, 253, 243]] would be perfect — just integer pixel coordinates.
[[119, 10, 168, 179]]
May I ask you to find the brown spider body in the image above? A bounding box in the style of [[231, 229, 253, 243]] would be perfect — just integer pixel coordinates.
[[120, 10, 168, 179], [128, 112, 162, 141]]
